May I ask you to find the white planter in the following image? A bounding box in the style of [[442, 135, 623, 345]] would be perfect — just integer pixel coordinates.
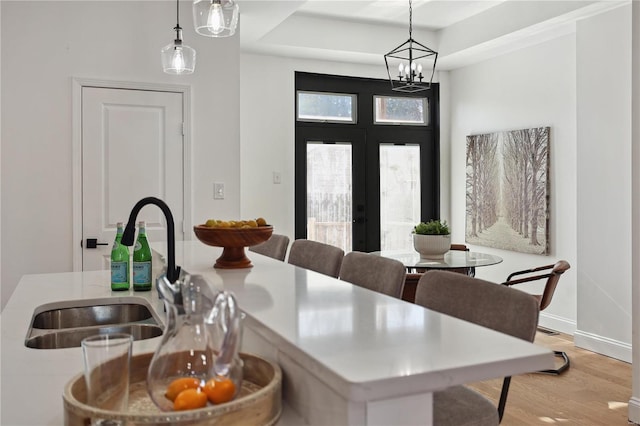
[[413, 234, 451, 259]]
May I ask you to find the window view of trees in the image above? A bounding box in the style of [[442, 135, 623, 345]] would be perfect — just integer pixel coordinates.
[[466, 127, 549, 254], [298, 92, 355, 122], [374, 96, 427, 124], [306, 143, 353, 251], [380, 144, 421, 251]]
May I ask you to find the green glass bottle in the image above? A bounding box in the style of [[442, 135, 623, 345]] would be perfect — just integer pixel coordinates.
[[133, 221, 153, 291], [111, 222, 130, 291]]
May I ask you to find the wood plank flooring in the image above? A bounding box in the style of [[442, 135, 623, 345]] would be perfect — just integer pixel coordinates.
[[467, 331, 633, 425]]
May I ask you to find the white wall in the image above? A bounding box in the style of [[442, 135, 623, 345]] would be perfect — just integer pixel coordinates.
[[631, 2, 640, 421], [239, 53, 392, 239], [448, 34, 578, 334], [575, 6, 632, 362], [1, 1, 240, 309]]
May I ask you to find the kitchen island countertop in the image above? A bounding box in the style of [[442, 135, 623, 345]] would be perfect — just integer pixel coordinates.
[[1, 241, 553, 425]]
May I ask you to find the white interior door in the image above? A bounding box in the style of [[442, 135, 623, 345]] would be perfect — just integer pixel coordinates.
[[82, 87, 185, 271]]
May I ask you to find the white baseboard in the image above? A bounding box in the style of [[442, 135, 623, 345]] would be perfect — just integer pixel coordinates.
[[538, 311, 576, 335], [574, 330, 632, 363], [629, 397, 640, 425]]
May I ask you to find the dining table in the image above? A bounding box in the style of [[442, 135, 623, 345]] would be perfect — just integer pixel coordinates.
[[371, 249, 503, 272], [371, 249, 503, 302]]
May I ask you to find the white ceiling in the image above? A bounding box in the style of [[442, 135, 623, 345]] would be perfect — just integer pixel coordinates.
[[238, 0, 628, 69], [294, 0, 505, 30]]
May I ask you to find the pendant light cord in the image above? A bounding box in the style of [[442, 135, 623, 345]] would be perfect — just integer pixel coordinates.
[[176, 0, 180, 28], [174, 0, 182, 42], [408, 0, 412, 38]]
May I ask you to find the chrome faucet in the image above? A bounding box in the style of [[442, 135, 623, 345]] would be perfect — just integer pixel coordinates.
[[121, 197, 181, 284]]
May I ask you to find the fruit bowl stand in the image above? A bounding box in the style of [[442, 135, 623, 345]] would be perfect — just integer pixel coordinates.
[[193, 225, 274, 269]]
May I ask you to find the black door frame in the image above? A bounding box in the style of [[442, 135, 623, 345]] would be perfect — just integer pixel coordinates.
[[294, 72, 440, 252]]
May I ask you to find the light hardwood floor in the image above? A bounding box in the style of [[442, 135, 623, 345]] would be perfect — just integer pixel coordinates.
[[468, 331, 633, 425]]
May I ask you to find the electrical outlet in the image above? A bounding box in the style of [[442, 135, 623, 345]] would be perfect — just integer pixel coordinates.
[[273, 172, 282, 184], [214, 182, 225, 199]]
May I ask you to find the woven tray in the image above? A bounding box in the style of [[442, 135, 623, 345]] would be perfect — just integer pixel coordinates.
[[63, 352, 282, 426]]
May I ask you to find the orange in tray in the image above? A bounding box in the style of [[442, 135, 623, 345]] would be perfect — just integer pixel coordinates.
[[165, 377, 201, 402], [203, 377, 236, 404], [173, 388, 208, 411]]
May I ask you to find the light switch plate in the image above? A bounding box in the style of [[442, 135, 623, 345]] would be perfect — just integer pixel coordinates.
[[214, 182, 225, 199]]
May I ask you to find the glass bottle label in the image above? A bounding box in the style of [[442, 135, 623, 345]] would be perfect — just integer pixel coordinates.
[[133, 262, 152, 286], [111, 261, 128, 283]]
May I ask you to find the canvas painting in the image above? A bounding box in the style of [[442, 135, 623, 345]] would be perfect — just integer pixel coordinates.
[[465, 127, 550, 255]]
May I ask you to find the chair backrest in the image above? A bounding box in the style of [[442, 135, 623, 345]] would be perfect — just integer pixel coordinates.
[[287, 239, 345, 278], [249, 234, 290, 261], [338, 251, 406, 298], [415, 270, 540, 421], [415, 270, 540, 342], [502, 260, 571, 311]]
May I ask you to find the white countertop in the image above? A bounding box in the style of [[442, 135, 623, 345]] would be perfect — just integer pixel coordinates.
[[157, 242, 553, 401], [1, 241, 553, 425]]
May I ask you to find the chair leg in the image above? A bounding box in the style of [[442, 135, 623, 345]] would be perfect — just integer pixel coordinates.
[[538, 350, 570, 375]]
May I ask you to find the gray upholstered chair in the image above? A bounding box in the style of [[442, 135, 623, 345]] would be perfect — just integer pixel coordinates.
[[414, 270, 540, 425], [249, 234, 290, 261], [287, 239, 345, 278], [338, 251, 406, 298]]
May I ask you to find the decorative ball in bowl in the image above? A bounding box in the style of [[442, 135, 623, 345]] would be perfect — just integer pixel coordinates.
[[194, 220, 273, 269]]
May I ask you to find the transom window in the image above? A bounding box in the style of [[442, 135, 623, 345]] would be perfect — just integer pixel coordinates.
[[296, 91, 357, 124], [374, 95, 428, 125]]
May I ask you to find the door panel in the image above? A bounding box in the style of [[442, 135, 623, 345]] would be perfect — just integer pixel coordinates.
[[82, 87, 184, 271], [295, 128, 366, 252]]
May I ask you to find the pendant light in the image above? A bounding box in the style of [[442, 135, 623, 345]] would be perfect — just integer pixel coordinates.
[[193, 0, 239, 38], [161, 0, 196, 75], [384, 0, 438, 92]]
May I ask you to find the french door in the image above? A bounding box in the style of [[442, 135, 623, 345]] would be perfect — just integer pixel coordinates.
[[295, 72, 440, 253]]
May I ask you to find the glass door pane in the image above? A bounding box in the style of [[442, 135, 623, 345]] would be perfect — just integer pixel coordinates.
[[306, 142, 353, 252], [380, 144, 421, 251]]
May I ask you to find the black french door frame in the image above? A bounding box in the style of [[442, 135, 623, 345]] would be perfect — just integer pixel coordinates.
[[295, 72, 440, 252]]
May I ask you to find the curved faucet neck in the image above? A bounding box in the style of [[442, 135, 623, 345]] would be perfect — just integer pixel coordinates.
[[121, 197, 181, 283]]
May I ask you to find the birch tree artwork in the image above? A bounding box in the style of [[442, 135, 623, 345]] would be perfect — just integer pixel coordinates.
[[465, 127, 550, 254]]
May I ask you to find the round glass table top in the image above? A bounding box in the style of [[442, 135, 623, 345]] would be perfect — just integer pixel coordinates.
[[372, 250, 503, 270]]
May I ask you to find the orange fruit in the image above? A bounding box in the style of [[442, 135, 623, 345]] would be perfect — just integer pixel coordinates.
[[256, 217, 267, 226], [173, 388, 208, 411], [165, 377, 201, 401], [203, 377, 236, 404]]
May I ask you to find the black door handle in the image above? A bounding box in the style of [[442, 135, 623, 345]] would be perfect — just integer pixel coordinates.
[[85, 238, 109, 249]]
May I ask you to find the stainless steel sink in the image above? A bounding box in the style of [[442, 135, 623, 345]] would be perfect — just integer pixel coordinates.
[[31, 302, 155, 329], [25, 297, 164, 349], [25, 324, 163, 349]]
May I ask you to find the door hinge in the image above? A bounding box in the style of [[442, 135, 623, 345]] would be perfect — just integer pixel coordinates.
[[181, 122, 185, 136]]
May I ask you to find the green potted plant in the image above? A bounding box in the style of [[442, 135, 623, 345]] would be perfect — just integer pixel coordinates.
[[412, 219, 451, 258]]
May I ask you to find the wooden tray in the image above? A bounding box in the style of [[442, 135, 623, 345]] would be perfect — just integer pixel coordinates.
[[63, 352, 282, 426]]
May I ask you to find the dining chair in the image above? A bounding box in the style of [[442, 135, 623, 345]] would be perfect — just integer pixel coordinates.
[[414, 270, 540, 425], [338, 251, 406, 298], [248, 234, 290, 261], [287, 239, 345, 278], [501, 260, 571, 375]]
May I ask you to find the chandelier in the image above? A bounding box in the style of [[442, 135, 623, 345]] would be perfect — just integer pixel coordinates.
[[161, 0, 196, 75], [384, 0, 438, 92]]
